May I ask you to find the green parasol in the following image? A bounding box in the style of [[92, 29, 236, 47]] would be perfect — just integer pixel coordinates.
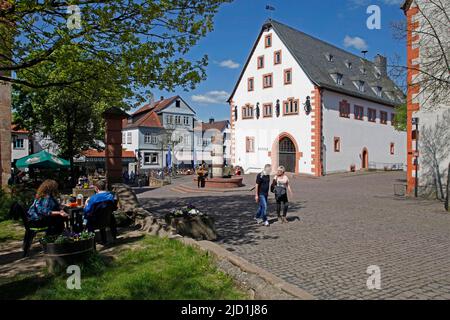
[[16, 150, 70, 169]]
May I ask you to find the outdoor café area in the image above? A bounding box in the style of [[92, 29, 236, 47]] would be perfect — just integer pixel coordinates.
[[9, 150, 120, 273]]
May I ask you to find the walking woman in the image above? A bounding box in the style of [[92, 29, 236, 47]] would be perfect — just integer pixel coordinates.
[[272, 166, 293, 223]]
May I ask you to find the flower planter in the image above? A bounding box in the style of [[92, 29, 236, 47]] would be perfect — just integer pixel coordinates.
[[43, 238, 95, 273]]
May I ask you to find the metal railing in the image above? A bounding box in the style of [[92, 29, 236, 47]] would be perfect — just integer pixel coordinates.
[[368, 162, 405, 171]]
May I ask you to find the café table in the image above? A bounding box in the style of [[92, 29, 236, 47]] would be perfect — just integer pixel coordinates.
[[63, 206, 85, 233]]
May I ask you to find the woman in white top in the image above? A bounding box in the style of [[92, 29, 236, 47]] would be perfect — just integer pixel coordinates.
[[272, 166, 293, 223]]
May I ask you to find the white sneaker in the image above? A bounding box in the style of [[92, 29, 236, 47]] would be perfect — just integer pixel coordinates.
[[264, 221, 270, 227], [255, 218, 262, 224]]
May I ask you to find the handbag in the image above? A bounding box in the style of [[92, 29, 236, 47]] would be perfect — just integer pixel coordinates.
[[271, 177, 286, 200]]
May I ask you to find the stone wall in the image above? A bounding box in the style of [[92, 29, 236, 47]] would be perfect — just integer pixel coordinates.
[[0, 81, 11, 187]]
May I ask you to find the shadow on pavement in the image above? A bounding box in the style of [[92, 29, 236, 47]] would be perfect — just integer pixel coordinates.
[[141, 194, 304, 246]]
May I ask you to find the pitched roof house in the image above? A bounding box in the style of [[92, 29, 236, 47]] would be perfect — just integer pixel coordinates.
[[122, 95, 197, 172], [229, 19, 406, 175]]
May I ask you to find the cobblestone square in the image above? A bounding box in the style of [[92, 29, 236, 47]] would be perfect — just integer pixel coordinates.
[[139, 172, 450, 300]]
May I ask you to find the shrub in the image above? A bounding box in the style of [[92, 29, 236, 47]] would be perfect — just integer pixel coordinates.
[[0, 186, 36, 222]]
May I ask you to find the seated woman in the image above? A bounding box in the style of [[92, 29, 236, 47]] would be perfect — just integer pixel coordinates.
[[27, 179, 68, 235]]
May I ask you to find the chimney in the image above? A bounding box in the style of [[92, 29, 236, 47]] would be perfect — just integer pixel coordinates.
[[209, 118, 215, 124], [374, 54, 387, 76], [160, 96, 164, 101]]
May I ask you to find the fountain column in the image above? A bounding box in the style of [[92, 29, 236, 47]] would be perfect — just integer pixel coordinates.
[[211, 131, 224, 178]]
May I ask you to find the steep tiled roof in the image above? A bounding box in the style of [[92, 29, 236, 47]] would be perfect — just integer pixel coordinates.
[[81, 149, 135, 158], [122, 111, 163, 129], [228, 20, 405, 107], [133, 96, 179, 116], [11, 124, 29, 134], [202, 120, 229, 132]]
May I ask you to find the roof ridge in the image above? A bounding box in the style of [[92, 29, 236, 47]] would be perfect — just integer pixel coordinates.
[[270, 19, 376, 65]]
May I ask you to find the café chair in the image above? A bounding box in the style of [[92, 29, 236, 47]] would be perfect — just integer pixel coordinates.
[[12, 202, 48, 257], [87, 201, 118, 245]]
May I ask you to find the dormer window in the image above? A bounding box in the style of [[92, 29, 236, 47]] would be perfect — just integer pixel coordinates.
[[345, 61, 352, 69], [354, 80, 365, 92], [326, 53, 334, 62], [330, 72, 343, 85], [360, 66, 367, 74], [373, 86, 383, 97], [374, 66, 381, 79], [385, 91, 394, 100]]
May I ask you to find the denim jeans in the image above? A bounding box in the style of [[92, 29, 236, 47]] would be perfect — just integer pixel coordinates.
[[255, 194, 268, 222]]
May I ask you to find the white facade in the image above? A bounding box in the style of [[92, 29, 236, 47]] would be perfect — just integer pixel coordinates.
[[11, 131, 29, 161], [232, 28, 314, 174], [230, 23, 407, 175], [322, 91, 407, 173], [121, 96, 196, 173], [194, 120, 232, 166]]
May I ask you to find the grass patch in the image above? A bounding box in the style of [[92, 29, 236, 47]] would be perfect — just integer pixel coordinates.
[[0, 220, 24, 243], [0, 236, 247, 300]]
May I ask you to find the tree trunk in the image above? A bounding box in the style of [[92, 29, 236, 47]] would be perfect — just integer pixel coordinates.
[[66, 110, 76, 187], [446, 163, 450, 212]]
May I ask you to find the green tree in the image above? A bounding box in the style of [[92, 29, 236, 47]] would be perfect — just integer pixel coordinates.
[[13, 45, 133, 183], [1, 0, 232, 95], [393, 103, 407, 132]]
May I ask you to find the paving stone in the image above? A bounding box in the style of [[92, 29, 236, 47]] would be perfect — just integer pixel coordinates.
[[140, 172, 450, 300]]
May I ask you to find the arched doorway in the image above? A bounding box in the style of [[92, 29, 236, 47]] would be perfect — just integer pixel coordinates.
[[362, 148, 369, 170], [279, 137, 296, 173]]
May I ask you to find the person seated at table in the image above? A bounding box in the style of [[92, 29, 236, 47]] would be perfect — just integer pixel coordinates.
[[27, 179, 68, 235], [83, 180, 115, 229]]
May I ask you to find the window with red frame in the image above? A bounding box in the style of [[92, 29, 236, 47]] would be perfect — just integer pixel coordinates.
[[248, 78, 254, 91], [390, 143, 395, 155], [263, 103, 273, 117], [368, 108, 377, 122], [242, 105, 254, 119], [283, 98, 299, 115], [380, 111, 388, 124], [274, 50, 282, 65], [257, 56, 264, 69], [354, 105, 364, 120], [334, 137, 341, 152], [284, 69, 292, 85], [339, 100, 350, 118], [263, 74, 273, 88], [246, 137, 255, 153], [265, 34, 272, 48]]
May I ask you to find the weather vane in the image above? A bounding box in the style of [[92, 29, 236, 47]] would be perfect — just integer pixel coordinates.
[[266, 4, 275, 19]]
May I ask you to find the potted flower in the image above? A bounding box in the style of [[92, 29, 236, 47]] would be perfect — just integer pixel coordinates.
[[40, 230, 96, 273]]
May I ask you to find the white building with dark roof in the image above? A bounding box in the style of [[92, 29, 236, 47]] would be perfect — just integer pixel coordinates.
[[122, 95, 196, 173], [228, 19, 407, 175], [194, 118, 231, 166]]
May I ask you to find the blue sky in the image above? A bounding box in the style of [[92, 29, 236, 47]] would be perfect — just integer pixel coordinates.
[[148, 0, 407, 122]]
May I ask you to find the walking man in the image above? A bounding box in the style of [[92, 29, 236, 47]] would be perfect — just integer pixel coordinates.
[[255, 164, 272, 227]]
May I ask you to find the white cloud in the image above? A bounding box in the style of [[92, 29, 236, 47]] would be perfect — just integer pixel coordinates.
[[218, 59, 240, 69], [348, 0, 403, 7], [192, 91, 229, 104], [344, 35, 369, 51]]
